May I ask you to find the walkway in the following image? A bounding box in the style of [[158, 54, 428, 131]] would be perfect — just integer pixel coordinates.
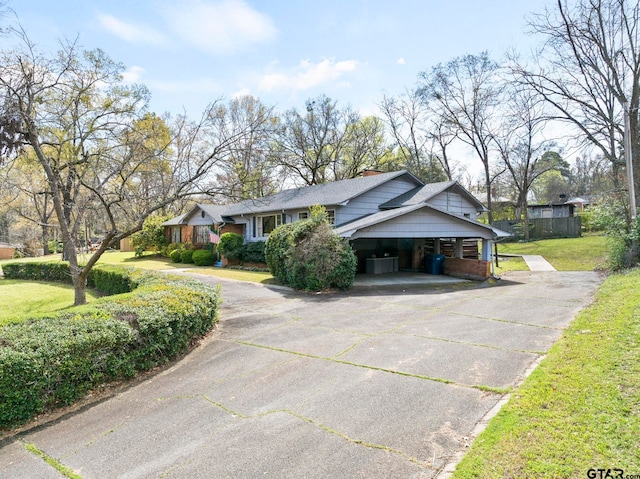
[[521, 255, 556, 271]]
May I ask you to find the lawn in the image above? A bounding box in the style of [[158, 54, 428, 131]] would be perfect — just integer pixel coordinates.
[[497, 234, 608, 271], [0, 280, 99, 324], [453, 268, 640, 477]]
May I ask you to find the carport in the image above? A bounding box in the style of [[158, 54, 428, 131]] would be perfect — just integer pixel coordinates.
[[334, 203, 510, 280]]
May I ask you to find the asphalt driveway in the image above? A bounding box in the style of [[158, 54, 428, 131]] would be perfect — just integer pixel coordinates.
[[0, 270, 602, 478]]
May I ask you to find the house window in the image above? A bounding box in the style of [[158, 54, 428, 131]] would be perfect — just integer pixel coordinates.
[[171, 227, 181, 243], [298, 211, 309, 221], [194, 225, 209, 244], [327, 209, 335, 225], [257, 214, 282, 237]]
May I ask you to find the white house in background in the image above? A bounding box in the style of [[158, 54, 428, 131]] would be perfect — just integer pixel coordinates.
[[163, 170, 510, 279]]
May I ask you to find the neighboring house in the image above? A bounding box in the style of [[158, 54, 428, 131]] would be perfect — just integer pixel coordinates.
[[163, 170, 510, 280], [564, 196, 592, 212], [527, 203, 575, 219]]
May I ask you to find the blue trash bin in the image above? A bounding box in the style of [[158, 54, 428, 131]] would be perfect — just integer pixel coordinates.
[[425, 253, 445, 275]]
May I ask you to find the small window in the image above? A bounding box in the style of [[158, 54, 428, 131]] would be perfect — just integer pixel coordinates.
[[327, 209, 335, 225], [298, 211, 309, 221], [257, 214, 282, 237]]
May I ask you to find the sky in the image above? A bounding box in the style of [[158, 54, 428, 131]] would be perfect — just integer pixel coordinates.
[[7, 0, 551, 119]]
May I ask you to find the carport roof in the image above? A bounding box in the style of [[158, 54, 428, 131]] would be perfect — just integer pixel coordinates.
[[334, 202, 511, 239]]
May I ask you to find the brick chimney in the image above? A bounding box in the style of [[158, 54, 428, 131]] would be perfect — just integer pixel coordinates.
[[362, 169, 383, 177]]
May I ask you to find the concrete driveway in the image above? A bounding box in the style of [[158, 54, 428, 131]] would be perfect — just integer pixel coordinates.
[[0, 270, 602, 478]]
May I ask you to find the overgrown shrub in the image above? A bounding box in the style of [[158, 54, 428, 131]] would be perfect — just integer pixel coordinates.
[[241, 241, 266, 263], [170, 249, 182, 263], [192, 249, 215, 266], [180, 249, 195, 264], [218, 232, 244, 260], [0, 263, 220, 429], [130, 214, 170, 257], [589, 197, 640, 270], [265, 206, 356, 291]]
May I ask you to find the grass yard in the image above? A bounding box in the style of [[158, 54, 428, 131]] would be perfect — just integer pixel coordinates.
[[0, 280, 99, 324], [497, 234, 608, 271], [493, 256, 529, 275], [453, 268, 640, 477]]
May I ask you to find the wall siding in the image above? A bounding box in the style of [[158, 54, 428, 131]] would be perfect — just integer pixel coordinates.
[[429, 191, 478, 218], [337, 178, 417, 224]]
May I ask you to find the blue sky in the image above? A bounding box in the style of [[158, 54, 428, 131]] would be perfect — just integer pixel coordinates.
[[10, 0, 549, 117]]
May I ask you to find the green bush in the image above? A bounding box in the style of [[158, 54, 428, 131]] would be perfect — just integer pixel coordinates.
[[192, 249, 215, 266], [130, 214, 170, 257], [180, 249, 195, 264], [218, 232, 244, 261], [170, 249, 182, 263], [0, 264, 220, 429], [265, 207, 356, 291], [241, 241, 266, 263], [162, 242, 183, 257]]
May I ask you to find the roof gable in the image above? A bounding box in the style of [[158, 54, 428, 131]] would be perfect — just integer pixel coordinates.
[[380, 181, 487, 212]]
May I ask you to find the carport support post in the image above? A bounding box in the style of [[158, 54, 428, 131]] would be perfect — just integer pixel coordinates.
[[454, 238, 464, 258], [481, 239, 492, 261], [434, 238, 441, 254]]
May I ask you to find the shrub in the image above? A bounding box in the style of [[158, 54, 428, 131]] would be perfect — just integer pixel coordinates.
[[130, 214, 170, 257], [170, 249, 182, 263], [0, 264, 220, 429], [241, 241, 266, 263], [265, 206, 356, 291], [162, 242, 183, 257], [218, 232, 244, 261], [180, 249, 195, 264], [192, 249, 215, 266]]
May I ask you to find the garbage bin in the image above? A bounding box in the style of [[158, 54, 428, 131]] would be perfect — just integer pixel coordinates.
[[424, 253, 445, 275]]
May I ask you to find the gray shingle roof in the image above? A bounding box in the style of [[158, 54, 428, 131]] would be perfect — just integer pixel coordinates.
[[379, 181, 455, 208], [223, 170, 422, 215], [379, 181, 487, 211]]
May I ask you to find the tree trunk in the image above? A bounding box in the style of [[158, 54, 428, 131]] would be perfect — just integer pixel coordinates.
[[41, 224, 49, 255], [72, 270, 87, 306]]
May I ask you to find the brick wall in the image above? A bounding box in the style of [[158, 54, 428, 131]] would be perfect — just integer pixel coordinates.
[[444, 257, 491, 280], [0, 246, 15, 259], [221, 224, 244, 236]]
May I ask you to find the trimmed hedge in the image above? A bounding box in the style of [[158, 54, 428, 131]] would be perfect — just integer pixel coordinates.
[[241, 241, 266, 264], [0, 262, 220, 429], [170, 249, 182, 263], [180, 249, 195, 264], [192, 249, 215, 266]]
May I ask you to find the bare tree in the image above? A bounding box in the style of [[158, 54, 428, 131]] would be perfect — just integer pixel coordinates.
[[0, 29, 265, 305], [379, 89, 449, 182], [494, 86, 558, 239], [333, 116, 389, 180], [418, 52, 502, 222], [214, 95, 278, 201], [516, 0, 640, 206], [272, 95, 359, 185]]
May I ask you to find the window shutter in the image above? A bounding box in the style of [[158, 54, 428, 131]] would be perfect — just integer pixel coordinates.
[[253, 217, 257, 238]]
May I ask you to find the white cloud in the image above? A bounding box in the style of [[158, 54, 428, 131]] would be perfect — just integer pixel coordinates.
[[232, 87, 253, 98], [259, 59, 359, 92], [162, 0, 277, 55], [397, 57, 406, 65], [121, 65, 145, 83], [98, 14, 167, 45]]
